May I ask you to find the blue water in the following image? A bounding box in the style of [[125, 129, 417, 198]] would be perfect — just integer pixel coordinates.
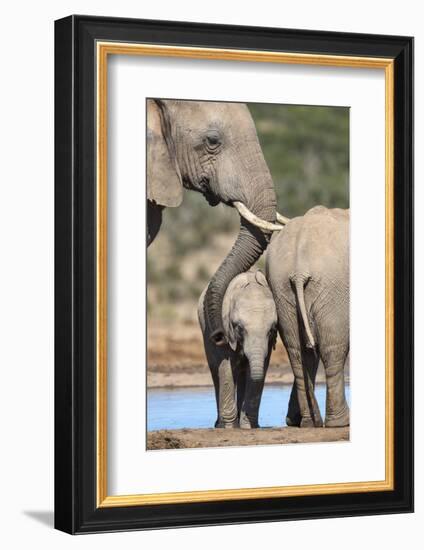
[[147, 384, 351, 431]]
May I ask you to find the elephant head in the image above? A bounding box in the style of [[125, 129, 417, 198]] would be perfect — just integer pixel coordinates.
[[147, 99, 286, 346], [224, 271, 278, 382]]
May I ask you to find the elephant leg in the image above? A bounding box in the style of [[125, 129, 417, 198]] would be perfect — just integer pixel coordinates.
[[239, 357, 269, 429], [286, 347, 311, 427], [321, 344, 349, 427], [147, 200, 164, 247], [286, 349, 322, 427], [275, 302, 304, 427], [215, 358, 238, 428], [236, 364, 247, 420], [240, 378, 265, 429], [285, 346, 322, 427], [275, 296, 321, 427], [210, 369, 220, 427], [286, 383, 301, 427], [201, 331, 234, 428], [303, 348, 323, 426]]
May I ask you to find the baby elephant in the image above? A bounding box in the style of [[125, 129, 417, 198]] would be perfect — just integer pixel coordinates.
[[198, 270, 277, 429]]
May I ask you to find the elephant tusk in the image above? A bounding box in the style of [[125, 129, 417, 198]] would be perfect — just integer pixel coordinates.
[[233, 201, 284, 232], [276, 212, 290, 225]]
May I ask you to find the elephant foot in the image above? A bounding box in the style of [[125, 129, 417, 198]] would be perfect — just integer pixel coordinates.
[[311, 411, 324, 427], [286, 415, 301, 427], [299, 416, 315, 428], [215, 419, 238, 429], [239, 411, 259, 430], [287, 413, 323, 428], [325, 405, 350, 427]]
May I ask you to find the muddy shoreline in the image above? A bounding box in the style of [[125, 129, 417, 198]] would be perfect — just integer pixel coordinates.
[[147, 427, 350, 449]]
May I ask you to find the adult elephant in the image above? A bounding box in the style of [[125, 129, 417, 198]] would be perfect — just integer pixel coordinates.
[[266, 206, 350, 428], [147, 99, 287, 346]]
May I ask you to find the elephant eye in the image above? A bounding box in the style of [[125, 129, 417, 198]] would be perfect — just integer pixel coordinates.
[[205, 131, 221, 151]]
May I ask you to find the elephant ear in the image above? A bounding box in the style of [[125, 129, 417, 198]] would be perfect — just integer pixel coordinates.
[[227, 322, 237, 352], [221, 283, 238, 351], [147, 99, 183, 208]]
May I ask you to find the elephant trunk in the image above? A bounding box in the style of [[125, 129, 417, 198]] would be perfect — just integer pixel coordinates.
[[204, 185, 276, 346], [248, 356, 265, 382]]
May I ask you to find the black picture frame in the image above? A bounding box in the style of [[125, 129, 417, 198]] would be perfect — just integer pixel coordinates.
[[55, 14, 414, 534]]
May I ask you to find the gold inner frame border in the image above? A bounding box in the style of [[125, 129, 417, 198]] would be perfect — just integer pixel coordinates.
[[96, 42, 394, 508]]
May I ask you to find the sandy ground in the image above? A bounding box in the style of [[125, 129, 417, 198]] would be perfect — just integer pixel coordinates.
[[147, 320, 349, 388], [147, 427, 350, 449]]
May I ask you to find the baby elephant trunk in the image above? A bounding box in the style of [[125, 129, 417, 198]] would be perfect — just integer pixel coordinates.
[[248, 353, 266, 382]]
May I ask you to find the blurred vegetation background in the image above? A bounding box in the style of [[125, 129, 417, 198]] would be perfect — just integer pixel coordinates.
[[147, 103, 349, 322]]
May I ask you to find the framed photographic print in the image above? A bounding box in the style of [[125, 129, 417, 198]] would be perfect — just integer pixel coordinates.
[[54, 15, 413, 534]]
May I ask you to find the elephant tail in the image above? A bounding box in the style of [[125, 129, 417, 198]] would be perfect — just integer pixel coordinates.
[[291, 274, 316, 350]]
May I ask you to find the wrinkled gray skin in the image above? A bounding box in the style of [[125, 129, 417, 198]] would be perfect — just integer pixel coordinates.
[[266, 206, 350, 428], [147, 99, 277, 346], [198, 271, 278, 429]]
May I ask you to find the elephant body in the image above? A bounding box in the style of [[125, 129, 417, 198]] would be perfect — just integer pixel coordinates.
[[198, 270, 277, 429], [266, 206, 350, 428], [147, 99, 285, 346]]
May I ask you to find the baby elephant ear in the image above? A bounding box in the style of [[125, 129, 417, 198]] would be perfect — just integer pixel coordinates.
[[222, 293, 238, 351], [228, 323, 238, 352], [255, 270, 268, 288], [147, 99, 183, 208]]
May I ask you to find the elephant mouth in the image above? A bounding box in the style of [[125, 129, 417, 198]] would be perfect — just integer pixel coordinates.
[[200, 179, 220, 207], [204, 191, 220, 207]]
